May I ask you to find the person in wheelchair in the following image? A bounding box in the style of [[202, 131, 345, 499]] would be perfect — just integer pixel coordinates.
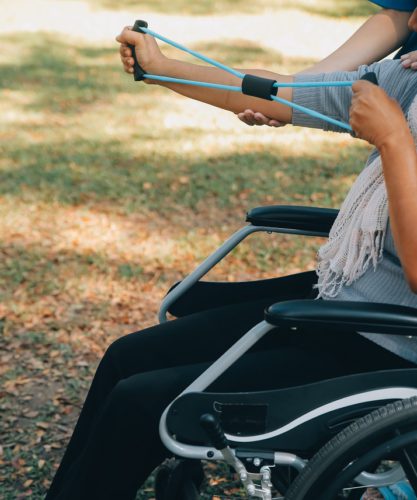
[[45, 25, 417, 500]]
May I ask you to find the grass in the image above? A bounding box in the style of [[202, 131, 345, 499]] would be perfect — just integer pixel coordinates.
[[85, 0, 378, 17], [0, 5, 373, 498]]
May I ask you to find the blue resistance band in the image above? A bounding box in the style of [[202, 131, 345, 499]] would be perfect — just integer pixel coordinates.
[[129, 20, 378, 132]]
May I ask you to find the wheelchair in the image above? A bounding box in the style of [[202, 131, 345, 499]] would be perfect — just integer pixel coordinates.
[[152, 205, 417, 500]]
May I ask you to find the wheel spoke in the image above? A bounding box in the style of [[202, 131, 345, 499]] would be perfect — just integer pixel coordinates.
[[397, 445, 417, 493], [394, 427, 417, 493]]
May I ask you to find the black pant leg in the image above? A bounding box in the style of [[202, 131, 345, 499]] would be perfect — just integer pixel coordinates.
[[50, 329, 413, 500], [46, 270, 414, 499], [46, 292, 281, 499], [51, 363, 207, 500]]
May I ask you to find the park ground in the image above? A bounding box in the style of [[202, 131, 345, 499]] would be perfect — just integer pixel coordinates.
[[0, 0, 377, 498]]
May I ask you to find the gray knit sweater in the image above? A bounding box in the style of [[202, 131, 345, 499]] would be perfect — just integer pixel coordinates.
[[292, 60, 417, 364]]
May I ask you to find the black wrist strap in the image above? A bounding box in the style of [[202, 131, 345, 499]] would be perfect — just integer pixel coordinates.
[[242, 74, 278, 100]]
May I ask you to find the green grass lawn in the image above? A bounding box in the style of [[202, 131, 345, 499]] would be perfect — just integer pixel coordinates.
[[0, 3, 373, 498]]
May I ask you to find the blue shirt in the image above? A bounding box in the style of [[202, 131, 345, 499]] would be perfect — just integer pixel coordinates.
[[369, 0, 417, 55], [370, 0, 416, 10]]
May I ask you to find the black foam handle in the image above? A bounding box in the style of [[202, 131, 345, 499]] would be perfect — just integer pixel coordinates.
[[360, 72, 379, 86], [129, 20, 148, 81], [351, 72, 379, 138], [200, 413, 228, 450], [242, 74, 278, 101]]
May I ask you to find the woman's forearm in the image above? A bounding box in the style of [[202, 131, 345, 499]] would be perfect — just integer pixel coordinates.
[[301, 9, 411, 74], [380, 134, 417, 291], [156, 58, 294, 122]]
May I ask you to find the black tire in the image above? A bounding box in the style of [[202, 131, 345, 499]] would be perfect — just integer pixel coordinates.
[[154, 459, 204, 500], [285, 397, 417, 500]]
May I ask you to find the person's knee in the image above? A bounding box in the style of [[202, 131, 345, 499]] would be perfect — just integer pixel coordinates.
[[101, 325, 166, 377], [100, 333, 142, 376], [110, 377, 141, 408], [103, 335, 128, 363]]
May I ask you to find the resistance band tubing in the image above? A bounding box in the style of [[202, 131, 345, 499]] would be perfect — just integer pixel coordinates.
[[141, 27, 245, 80], [146, 74, 353, 89], [271, 94, 352, 131], [136, 23, 353, 131], [144, 74, 242, 92], [144, 74, 351, 130], [273, 81, 352, 88]]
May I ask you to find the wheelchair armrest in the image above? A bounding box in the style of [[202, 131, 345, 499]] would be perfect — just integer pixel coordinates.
[[265, 299, 417, 336], [246, 205, 339, 234]]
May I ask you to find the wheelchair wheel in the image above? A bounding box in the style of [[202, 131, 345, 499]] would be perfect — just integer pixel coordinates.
[[154, 458, 204, 500], [285, 397, 417, 500]]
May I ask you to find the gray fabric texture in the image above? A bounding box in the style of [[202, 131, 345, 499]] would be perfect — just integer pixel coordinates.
[[292, 60, 417, 363]]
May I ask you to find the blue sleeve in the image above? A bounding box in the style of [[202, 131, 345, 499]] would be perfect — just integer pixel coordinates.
[[369, 0, 417, 11]]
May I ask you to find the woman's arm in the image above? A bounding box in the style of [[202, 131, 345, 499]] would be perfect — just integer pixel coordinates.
[[240, 8, 412, 126], [350, 81, 417, 292], [154, 58, 294, 123], [116, 27, 294, 123], [301, 9, 412, 74]]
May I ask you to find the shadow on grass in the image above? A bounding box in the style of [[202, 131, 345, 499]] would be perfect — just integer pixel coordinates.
[[0, 35, 134, 114], [85, 0, 378, 17], [0, 133, 368, 212]]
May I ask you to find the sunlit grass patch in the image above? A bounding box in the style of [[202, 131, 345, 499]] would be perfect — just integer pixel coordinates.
[[84, 0, 378, 17]]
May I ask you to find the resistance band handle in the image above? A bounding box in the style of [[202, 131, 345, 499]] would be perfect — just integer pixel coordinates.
[[360, 72, 378, 86], [351, 72, 379, 138], [242, 74, 278, 100], [129, 20, 148, 81]]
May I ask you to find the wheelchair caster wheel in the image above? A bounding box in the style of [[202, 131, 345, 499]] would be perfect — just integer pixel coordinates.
[[154, 458, 204, 500]]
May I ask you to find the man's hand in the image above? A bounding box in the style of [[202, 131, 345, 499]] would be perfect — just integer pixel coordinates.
[[350, 80, 410, 150], [116, 26, 166, 77], [237, 109, 285, 127]]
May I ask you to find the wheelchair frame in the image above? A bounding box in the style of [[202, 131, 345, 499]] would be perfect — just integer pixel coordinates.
[[155, 205, 417, 499]]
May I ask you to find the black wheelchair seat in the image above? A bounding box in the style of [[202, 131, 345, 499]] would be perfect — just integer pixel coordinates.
[[167, 368, 417, 456]]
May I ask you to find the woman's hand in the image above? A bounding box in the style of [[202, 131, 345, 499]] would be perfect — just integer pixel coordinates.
[[116, 26, 167, 77], [237, 109, 285, 127], [349, 80, 410, 150], [401, 8, 417, 69], [400, 51, 417, 70]]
